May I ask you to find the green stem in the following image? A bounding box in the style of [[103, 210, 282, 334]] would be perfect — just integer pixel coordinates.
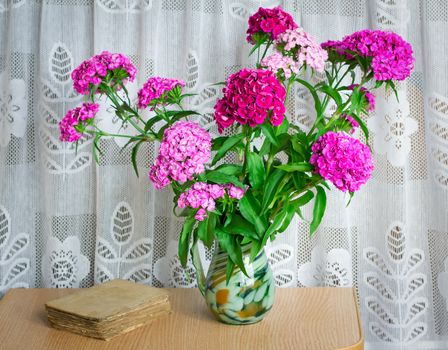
[[105, 89, 146, 134], [241, 127, 252, 178], [266, 153, 275, 176], [290, 179, 323, 201], [85, 129, 150, 141], [260, 41, 272, 63]]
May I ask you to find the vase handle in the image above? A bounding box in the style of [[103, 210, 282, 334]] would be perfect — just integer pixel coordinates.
[[191, 241, 206, 296]]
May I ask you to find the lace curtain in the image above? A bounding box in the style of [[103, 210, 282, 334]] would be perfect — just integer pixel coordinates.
[[0, 0, 447, 349]]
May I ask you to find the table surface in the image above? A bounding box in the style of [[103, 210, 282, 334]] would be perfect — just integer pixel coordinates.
[[0, 287, 363, 350]]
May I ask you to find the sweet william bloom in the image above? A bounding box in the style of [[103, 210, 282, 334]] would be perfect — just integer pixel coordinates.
[[178, 182, 226, 221], [138, 77, 185, 109], [71, 51, 136, 95], [322, 30, 414, 81], [177, 182, 245, 221], [247, 6, 297, 43], [261, 51, 299, 79], [195, 209, 208, 221], [310, 131, 374, 192], [321, 40, 352, 58], [276, 28, 328, 72], [149, 121, 211, 189], [340, 114, 359, 134], [227, 184, 245, 200], [348, 84, 376, 112], [59, 103, 99, 142], [214, 69, 286, 132]]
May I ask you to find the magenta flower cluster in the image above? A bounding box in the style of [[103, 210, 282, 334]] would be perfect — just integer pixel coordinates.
[[138, 77, 185, 109], [322, 30, 414, 81], [214, 68, 286, 132], [178, 182, 245, 221], [246, 6, 297, 43], [149, 121, 211, 189], [276, 28, 328, 72], [71, 51, 137, 95], [261, 51, 299, 79], [310, 131, 374, 192], [348, 84, 375, 112], [59, 103, 99, 142]]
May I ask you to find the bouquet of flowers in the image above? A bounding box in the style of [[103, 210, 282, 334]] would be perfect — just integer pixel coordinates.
[[60, 7, 413, 324]]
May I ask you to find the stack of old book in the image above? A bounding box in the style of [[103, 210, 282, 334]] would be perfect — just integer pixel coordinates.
[[45, 279, 171, 340]]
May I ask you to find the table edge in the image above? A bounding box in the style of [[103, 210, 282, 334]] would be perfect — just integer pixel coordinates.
[[337, 288, 364, 350]]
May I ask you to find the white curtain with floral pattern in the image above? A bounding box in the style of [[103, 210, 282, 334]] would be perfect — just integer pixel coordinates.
[[0, 1, 447, 349]]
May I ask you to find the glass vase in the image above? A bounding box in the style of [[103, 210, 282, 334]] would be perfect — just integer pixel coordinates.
[[193, 242, 275, 325]]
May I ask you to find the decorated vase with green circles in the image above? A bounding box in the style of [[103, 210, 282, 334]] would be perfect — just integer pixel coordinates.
[[193, 242, 275, 325]]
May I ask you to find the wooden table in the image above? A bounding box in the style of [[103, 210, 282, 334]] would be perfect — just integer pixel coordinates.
[[0, 287, 363, 350]]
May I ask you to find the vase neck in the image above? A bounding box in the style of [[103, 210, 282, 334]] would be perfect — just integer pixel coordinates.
[[213, 241, 253, 257]]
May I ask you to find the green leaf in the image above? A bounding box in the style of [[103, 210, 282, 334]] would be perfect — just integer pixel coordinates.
[[259, 138, 271, 157], [204, 171, 244, 188], [224, 212, 233, 227], [212, 134, 245, 165], [144, 115, 162, 132], [211, 136, 229, 151], [197, 213, 216, 248], [215, 227, 248, 276], [262, 208, 288, 246], [310, 186, 327, 236], [131, 140, 145, 177], [247, 153, 265, 190], [273, 133, 291, 152], [213, 164, 243, 176], [249, 40, 264, 56], [120, 136, 143, 151], [92, 134, 102, 163], [296, 78, 322, 117], [291, 190, 314, 207], [260, 123, 279, 146], [178, 216, 196, 267], [278, 204, 296, 233], [274, 162, 313, 172], [249, 239, 262, 262], [239, 191, 268, 237], [261, 169, 286, 213], [157, 123, 171, 139], [225, 258, 235, 285], [320, 85, 342, 106], [275, 117, 290, 135], [223, 214, 258, 240], [348, 113, 369, 141], [163, 110, 200, 119]]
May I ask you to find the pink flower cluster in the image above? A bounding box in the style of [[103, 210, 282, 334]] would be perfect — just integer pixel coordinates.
[[261, 51, 299, 79], [246, 6, 297, 43], [322, 30, 414, 81], [178, 183, 245, 221], [276, 28, 328, 72], [214, 69, 286, 132], [59, 103, 99, 142], [138, 77, 185, 109], [348, 84, 375, 112], [149, 121, 211, 189], [71, 51, 136, 95], [227, 184, 245, 200], [340, 114, 359, 134], [310, 131, 374, 192]]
